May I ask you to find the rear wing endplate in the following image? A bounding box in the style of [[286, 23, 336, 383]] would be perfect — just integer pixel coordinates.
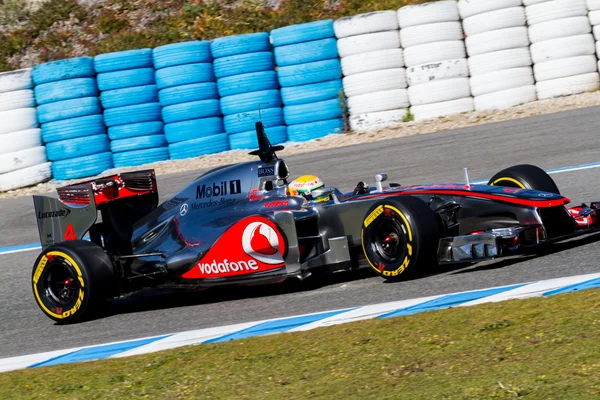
[[33, 185, 97, 250]]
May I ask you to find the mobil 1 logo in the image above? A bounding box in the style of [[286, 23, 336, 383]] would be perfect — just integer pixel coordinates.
[[196, 180, 242, 199]]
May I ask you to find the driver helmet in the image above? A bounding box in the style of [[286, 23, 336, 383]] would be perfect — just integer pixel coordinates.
[[287, 175, 329, 203]]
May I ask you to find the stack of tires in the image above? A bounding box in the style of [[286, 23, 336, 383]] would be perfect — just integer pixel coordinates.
[[33, 57, 111, 181], [334, 11, 407, 131], [459, 0, 536, 111], [0, 69, 50, 191], [153, 42, 224, 159], [272, 21, 343, 142], [211, 33, 282, 150], [525, 0, 599, 99], [95, 49, 167, 168], [399, 1, 473, 121]]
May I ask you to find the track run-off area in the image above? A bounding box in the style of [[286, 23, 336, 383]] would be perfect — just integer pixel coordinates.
[[2, 105, 600, 361]]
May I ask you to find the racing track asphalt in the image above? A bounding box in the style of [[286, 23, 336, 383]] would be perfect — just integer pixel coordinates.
[[2, 106, 600, 359]]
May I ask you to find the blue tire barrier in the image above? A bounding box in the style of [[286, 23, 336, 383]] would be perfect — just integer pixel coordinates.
[[270, 20, 335, 47], [52, 152, 113, 181], [220, 90, 282, 115], [217, 71, 278, 97], [164, 117, 224, 143], [153, 41, 212, 69], [213, 52, 275, 79], [97, 68, 155, 91], [32, 57, 95, 85], [287, 118, 344, 142], [37, 97, 102, 124], [281, 79, 343, 106], [168, 133, 229, 160], [229, 126, 287, 150], [158, 82, 218, 106], [283, 98, 343, 125], [155, 63, 216, 91], [94, 49, 153, 73], [42, 115, 106, 143], [223, 107, 284, 134], [103, 102, 162, 127], [210, 33, 270, 59], [277, 59, 342, 87], [46, 134, 110, 161], [110, 134, 167, 153], [274, 38, 339, 67], [34, 78, 98, 105], [112, 147, 169, 168], [161, 99, 220, 124], [100, 85, 158, 109], [108, 121, 164, 141], [155, 63, 215, 90]]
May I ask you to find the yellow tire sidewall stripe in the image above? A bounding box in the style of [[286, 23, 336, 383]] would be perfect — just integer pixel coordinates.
[[490, 177, 526, 189], [33, 251, 85, 320], [362, 204, 414, 276]]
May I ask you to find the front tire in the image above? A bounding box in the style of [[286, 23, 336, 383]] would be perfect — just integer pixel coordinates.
[[488, 164, 560, 194], [361, 197, 440, 281], [32, 240, 116, 324]]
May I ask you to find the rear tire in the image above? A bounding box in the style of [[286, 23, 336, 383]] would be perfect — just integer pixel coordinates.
[[361, 197, 440, 281], [32, 240, 116, 324], [487, 164, 560, 194]]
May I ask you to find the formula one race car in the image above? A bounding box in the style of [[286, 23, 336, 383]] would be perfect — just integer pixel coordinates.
[[31, 122, 600, 323]]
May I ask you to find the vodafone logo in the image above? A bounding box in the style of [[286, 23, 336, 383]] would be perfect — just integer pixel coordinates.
[[242, 222, 285, 264], [182, 216, 286, 280]]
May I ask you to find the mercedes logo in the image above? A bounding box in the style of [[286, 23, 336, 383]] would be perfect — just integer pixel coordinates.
[[180, 203, 189, 216]]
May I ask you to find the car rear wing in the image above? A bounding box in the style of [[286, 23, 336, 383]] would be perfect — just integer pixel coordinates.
[[32, 170, 158, 251], [33, 186, 98, 250]]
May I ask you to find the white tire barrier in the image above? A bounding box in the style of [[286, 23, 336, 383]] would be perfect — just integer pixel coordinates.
[[342, 69, 407, 97], [470, 67, 535, 97], [0, 146, 47, 174], [536, 72, 600, 99], [341, 49, 404, 76], [461, 0, 535, 111], [406, 59, 469, 87], [525, 0, 598, 100], [474, 86, 537, 111], [528, 17, 591, 43], [336, 11, 408, 132], [333, 11, 398, 38], [337, 31, 400, 58], [0, 162, 52, 192], [397, 1, 460, 28], [462, 7, 526, 36], [0, 129, 42, 155], [349, 109, 408, 132], [402, 1, 472, 120]]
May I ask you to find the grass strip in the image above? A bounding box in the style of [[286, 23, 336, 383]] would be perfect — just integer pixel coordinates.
[[2, 288, 600, 399]]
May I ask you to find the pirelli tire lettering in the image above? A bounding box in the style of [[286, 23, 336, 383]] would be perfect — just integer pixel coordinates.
[[361, 197, 440, 281], [31, 240, 116, 324]]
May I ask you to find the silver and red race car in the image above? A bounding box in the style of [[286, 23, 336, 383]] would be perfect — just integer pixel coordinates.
[[31, 122, 600, 323]]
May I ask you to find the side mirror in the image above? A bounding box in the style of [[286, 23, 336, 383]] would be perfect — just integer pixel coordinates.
[[309, 186, 339, 204], [374, 173, 388, 193]]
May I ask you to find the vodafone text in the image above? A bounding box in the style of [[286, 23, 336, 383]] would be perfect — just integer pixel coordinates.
[[198, 259, 259, 275]]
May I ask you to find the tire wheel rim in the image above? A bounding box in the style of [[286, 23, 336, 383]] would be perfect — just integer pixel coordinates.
[[373, 217, 406, 263], [41, 255, 80, 308]]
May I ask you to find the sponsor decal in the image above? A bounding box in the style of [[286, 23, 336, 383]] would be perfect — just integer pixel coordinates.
[[258, 166, 275, 177], [263, 200, 289, 208], [364, 205, 384, 228], [180, 203, 189, 216], [64, 224, 76, 241], [181, 216, 286, 279], [191, 198, 236, 210], [37, 209, 71, 219], [196, 180, 241, 199], [249, 188, 264, 202]]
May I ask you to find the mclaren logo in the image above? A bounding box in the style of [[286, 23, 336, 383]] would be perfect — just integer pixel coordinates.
[[37, 209, 71, 219], [241, 221, 285, 265]]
